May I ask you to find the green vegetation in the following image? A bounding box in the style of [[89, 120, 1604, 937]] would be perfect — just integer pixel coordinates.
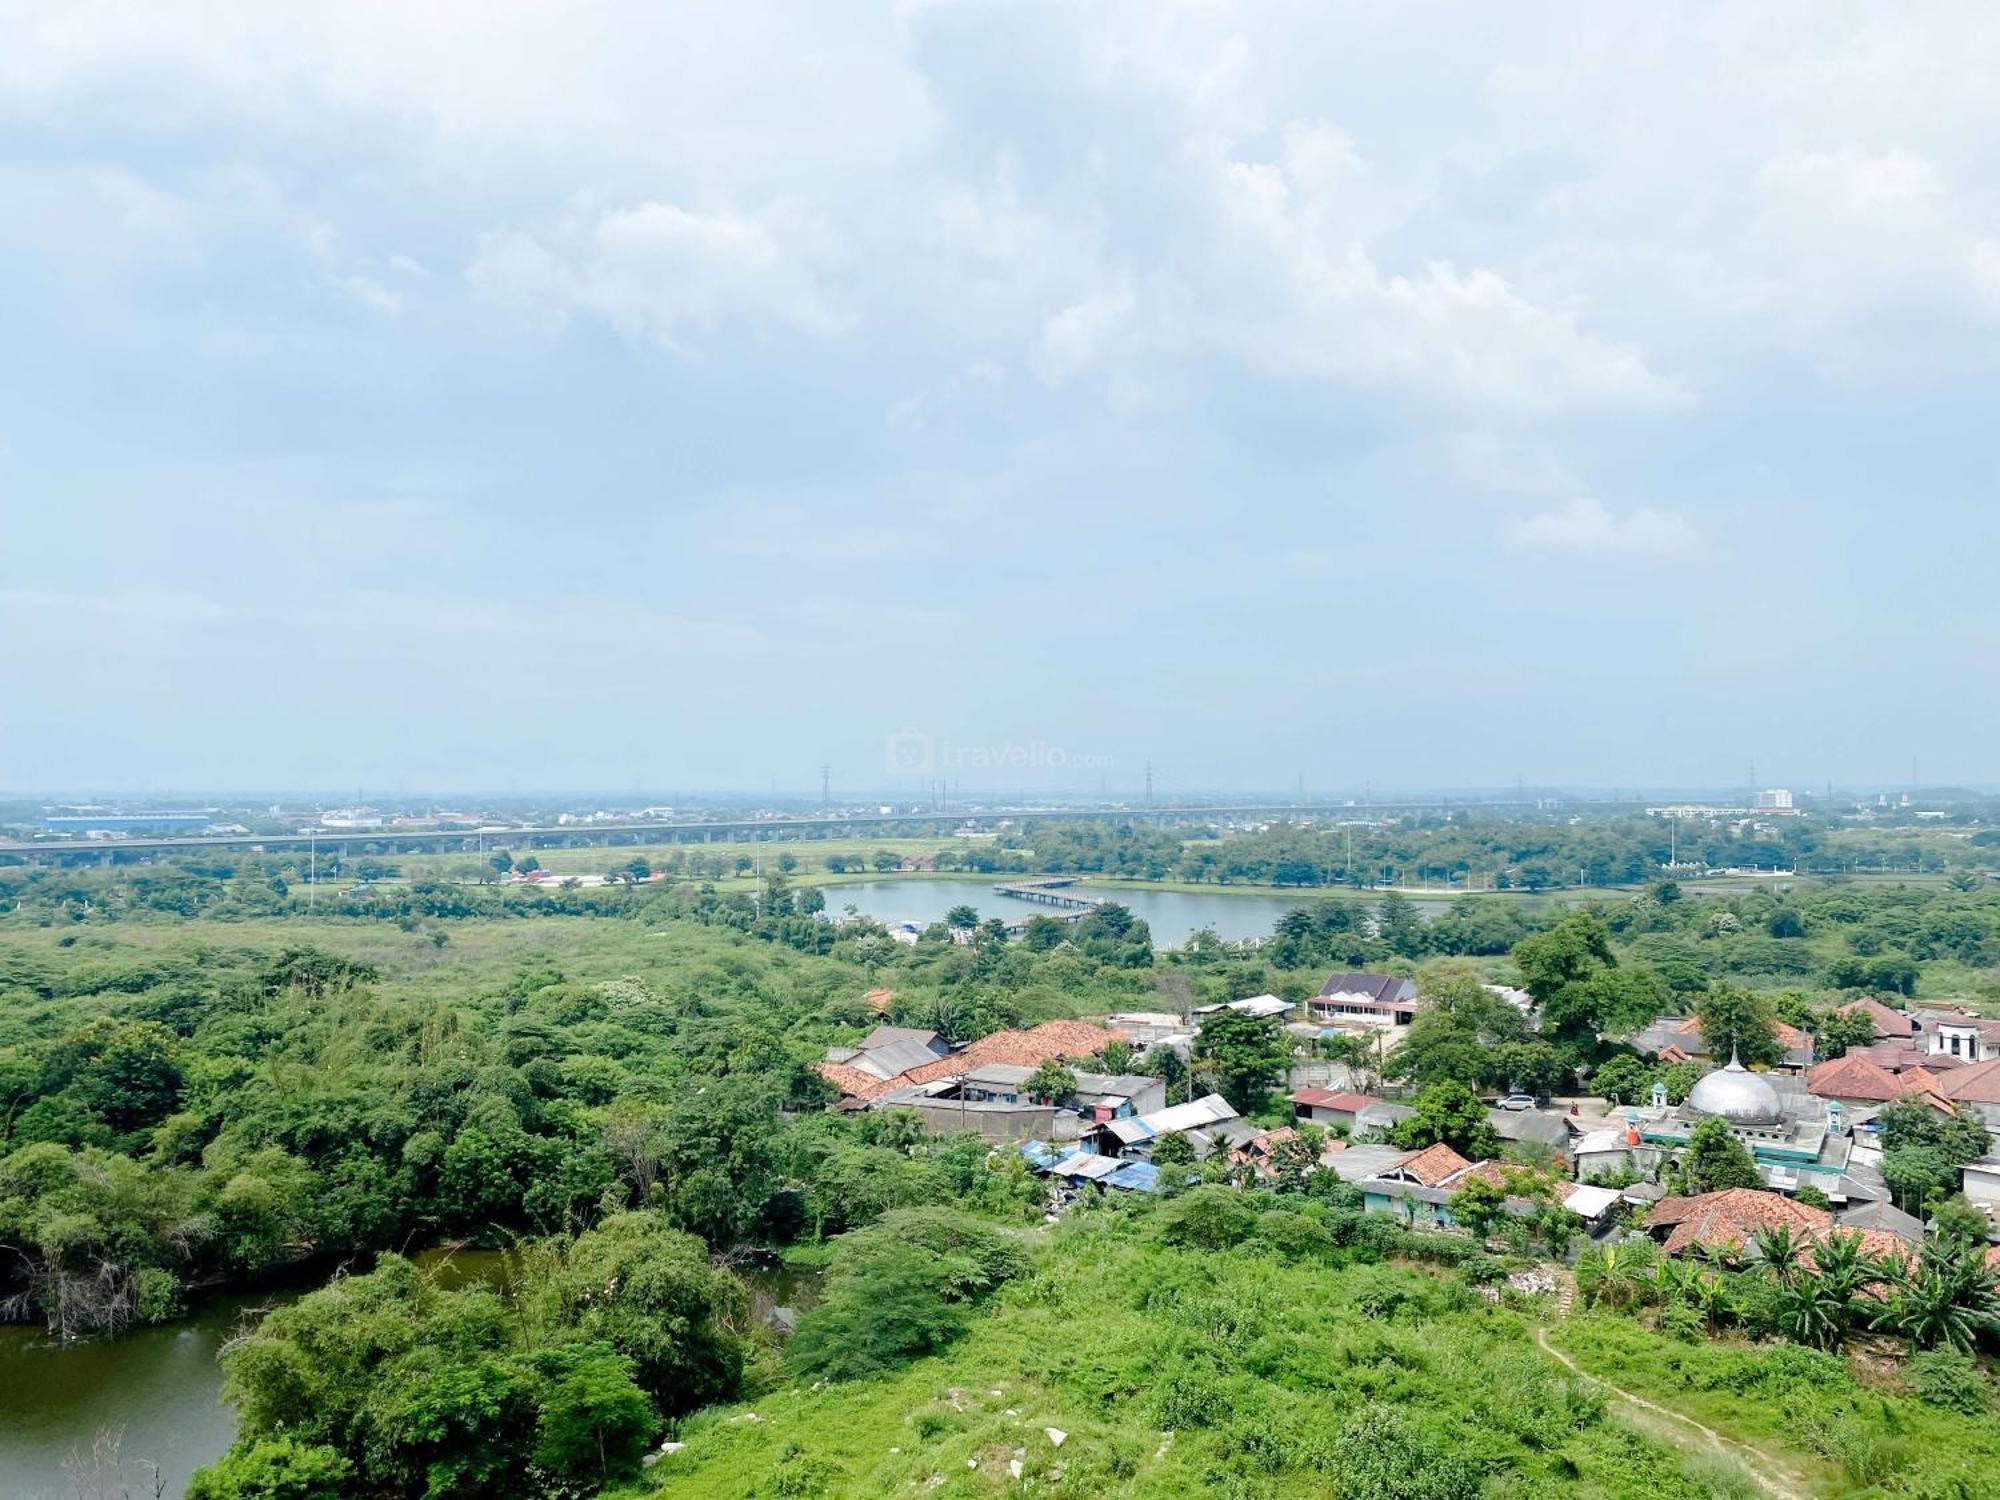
[[4, 818, 2000, 1497], [643, 1205, 1741, 1500]]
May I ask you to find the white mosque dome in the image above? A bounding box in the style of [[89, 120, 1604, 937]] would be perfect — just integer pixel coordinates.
[[1684, 1055, 1782, 1126]]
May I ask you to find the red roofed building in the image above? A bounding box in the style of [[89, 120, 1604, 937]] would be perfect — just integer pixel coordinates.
[[1288, 1089, 1383, 1130], [812, 1019, 1123, 1103], [1837, 997, 1917, 1040], [1807, 1052, 1929, 1106], [1939, 1056, 2000, 1138], [1646, 1188, 1832, 1257], [1376, 1141, 1473, 1187]]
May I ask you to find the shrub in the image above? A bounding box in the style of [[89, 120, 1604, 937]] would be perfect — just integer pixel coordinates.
[[1908, 1348, 1990, 1414], [1154, 1185, 1255, 1250], [1328, 1403, 1481, 1500], [786, 1209, 1027, 1382], [186, 1438, 351, 1500], [1154, 1370, 1229, 1428], [1254, 1208, 1330, 1258]]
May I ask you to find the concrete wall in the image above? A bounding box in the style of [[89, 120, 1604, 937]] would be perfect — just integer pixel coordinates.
[[905, 1098, 1055, 1143]]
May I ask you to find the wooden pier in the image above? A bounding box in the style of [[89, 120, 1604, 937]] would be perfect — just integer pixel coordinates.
[[992, 878, 1102, 910]]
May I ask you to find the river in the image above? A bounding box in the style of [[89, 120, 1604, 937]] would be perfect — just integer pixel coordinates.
[[0, 1252, 821, 1499], [822, 877, 1358, 944]]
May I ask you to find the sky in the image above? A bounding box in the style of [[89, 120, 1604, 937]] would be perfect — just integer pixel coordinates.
[[4, 2, 1999, 797]]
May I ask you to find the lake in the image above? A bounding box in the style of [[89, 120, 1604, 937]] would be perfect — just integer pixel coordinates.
[[823, 877, 1324, 944], [0, 1293, 260, 1500], [0, 1249, 823, 1499]]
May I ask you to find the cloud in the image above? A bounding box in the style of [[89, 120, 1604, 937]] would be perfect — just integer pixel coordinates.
[[1503, 498, 1696, 556], [467, 201, 846, 350]]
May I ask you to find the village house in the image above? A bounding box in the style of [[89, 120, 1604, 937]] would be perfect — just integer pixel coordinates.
[[1357, 1145, 1549, 1230], [1093, 1093, 1253, 1159], [1644, 1187, 1916, 1267], [1192, 994, 1293, 1022], [813, 1019, 1123, 1107], [1304, 971, 1420, 1029], [1928, 1014, 2000, 1065], [1805, 1052, 1951, 1117], [1631, 1015, 1815, 1073], [1836, 996, 1919, 1043], [1938, 1057, 2000, 1142], [956, 1063, 1165, 1121], [1287, 1088, 1383, 1132]]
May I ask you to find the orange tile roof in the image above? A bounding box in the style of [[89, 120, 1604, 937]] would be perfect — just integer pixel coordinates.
[[1647, 1189, 1831, 1256], [1439, 1159, 1512, 1191], [1837, 997, 1917, 1038], [1395, 1141, 1474, 1186], [1288, 1089, 1381, 1112], [1942, 1057, 2000, 1107], [1807, 1053, 1906, 1102], [1674, 1017, 1809, 1051], [812, 1019, 1122, 1101]]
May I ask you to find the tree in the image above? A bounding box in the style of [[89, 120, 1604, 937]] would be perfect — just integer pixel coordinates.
[[1676, 1114, 1761, 1194], [1150, 1129, 1197, 1190], [1191, 1009, 1288, 1114], [786, 1211, 1025, 1382], [1374, 892, 1426, 957], [1021, 914, 1065, 951], [1486, 1040, 1573, 1098], [1872, 1235, 2000, 1351], [1752, 1223, 1805, 1284], [1385, 1011, 1486, 1090], [943, 904, 980, 931], [1094, 1039, 1136, 1074], [1389, 1081, 1501, 1159], [1025, 1058, 1077, 1104], [1512, 913, 1615, 1006], [1883, 1145, 1952, 1215], [1590, 1054, 1654, 1107], [1138, 1043, 1191, 1106], [1878, 1097, 1992, 1170], [1695, 982, 1781, 1068], [1811, 1007, 1876, 1059], [1448, 1175, 1508, 1240], [1576, 1240, 1656, 1310]]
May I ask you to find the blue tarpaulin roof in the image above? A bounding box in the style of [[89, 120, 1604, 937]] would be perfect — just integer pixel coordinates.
[[1104, 1160, 1161, 1193], [1018, 1140, 1065, 1171]]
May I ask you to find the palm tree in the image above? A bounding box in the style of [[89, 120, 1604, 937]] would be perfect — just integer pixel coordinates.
[[1872, 1235, 2000, 1351], [1753, 1223, 1805, 1284], [1775, 1274, 1851, 1349], [1578, 1241, 1655, 1311], [1804, 1230, 1878, 1308]]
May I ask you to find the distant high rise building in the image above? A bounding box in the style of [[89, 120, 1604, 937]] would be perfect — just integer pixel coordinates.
[[1755, 788, 1793, 810]]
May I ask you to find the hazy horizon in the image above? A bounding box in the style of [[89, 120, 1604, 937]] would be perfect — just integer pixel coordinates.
[[8, 5, 2000, 791]]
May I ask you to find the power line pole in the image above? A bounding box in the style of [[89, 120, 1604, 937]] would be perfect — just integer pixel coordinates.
[[821, 762, 830, 808]]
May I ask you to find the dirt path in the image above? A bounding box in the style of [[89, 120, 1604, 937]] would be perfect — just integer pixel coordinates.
[[1532, 1324, 1816, 1500]]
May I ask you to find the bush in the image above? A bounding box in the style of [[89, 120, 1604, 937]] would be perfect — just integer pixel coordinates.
[[1908, 1348, 1990, 1414], [1154, 1370, 1229, 1428], [786, 1209, 1026, 1383], [187, 1437, 351, 1500], [1328, 1403, 1481, 1500], [1154, 1185, 1255, 1250], [1254, 1208, 1330, 1258]]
